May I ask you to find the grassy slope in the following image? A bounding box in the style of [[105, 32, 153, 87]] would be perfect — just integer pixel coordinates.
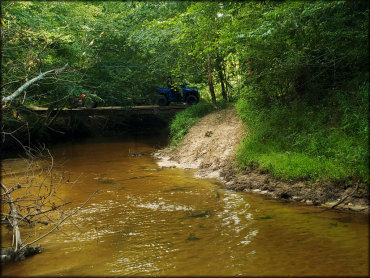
[[169, 90, 368, 185], [235, 83, 369, 183]]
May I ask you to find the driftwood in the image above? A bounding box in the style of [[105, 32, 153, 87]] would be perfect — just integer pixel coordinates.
[[331, 183, 359, 209]]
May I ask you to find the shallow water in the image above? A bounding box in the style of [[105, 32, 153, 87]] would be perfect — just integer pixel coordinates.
[[1, 136, 368, 276]]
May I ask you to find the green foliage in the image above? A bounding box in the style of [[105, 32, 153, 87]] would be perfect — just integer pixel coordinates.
[[234, 2, 367, 103], [236, 80, 369, 182], [169, 102, 215, 146], [232, 1, 368, 183], [2, 1, 368, 184]]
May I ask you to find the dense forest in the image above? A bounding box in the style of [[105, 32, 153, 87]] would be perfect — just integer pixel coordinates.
[[1, 1, 368, 183]]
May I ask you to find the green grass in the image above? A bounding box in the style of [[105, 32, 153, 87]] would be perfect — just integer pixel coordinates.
[[235, 83, 369, 183], [169, 102, 215, 146], [237, 142, 348, 181]]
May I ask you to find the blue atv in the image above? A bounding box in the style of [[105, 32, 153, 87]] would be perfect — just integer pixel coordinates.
[[157, 75, 200, 106], [156, 86, 200, 106]]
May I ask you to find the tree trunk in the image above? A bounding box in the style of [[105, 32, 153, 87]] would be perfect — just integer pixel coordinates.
[[219, 73, 227, 102], [216, 55, 227, 101], [207, 53, 217, 107]]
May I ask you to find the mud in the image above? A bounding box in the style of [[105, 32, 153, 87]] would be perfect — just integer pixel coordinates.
[[154, 107, 369, 213]]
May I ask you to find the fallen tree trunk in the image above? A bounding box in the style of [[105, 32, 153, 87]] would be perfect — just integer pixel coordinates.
[[1, 64, 68, 105]]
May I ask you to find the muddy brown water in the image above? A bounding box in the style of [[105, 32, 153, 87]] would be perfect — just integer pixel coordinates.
[[1, 136, 368, 276]]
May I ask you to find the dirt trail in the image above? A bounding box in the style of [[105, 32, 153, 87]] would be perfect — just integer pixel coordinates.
[[154, 107, 368, 213], [155, 107, 244, 178]]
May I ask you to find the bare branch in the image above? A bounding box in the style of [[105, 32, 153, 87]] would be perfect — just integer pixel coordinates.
[[2, 64, 68, 105], [0, 79, 26, 89], [22, 201, 72, 220], [331, 184, 359, 209], [20, 190, 98, 250], [1, 213, 48, 225], [1, 182, 23, 251], [1, 146, 85, 261]]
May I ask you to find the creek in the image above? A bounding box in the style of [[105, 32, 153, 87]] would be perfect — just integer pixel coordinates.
[[1, 135, 368, 276]]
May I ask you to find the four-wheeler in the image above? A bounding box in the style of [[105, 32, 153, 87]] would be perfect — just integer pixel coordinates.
[[156, 86, 200, 106]]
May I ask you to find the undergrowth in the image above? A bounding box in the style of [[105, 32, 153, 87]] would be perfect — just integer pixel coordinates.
[[236, 82, 369, 183]]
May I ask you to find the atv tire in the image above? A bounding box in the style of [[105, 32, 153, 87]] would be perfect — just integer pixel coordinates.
[[186, 95, 198, 105], [158, 95, 169, 106], [85, 100, 98, 108]]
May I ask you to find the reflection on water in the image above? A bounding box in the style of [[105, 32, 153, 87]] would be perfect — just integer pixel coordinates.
[[1, 136, 368, 276]]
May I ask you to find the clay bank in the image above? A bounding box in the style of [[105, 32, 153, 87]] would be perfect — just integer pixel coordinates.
[[154, 107, 369, 213]]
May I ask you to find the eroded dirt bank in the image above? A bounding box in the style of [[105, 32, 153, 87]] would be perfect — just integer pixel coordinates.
[[155, 108, 244, 178], [154, 107, 368, 213]]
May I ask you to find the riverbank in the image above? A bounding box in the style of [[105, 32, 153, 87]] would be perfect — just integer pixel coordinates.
[[154, 107, 369, 213]]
